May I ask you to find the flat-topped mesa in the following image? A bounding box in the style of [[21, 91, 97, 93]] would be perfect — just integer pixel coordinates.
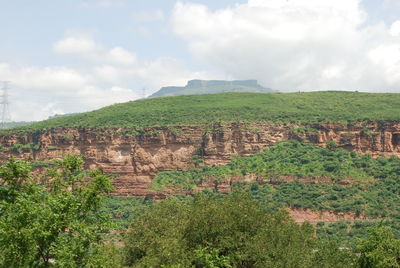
[[149, 79, 271, 97], [186, 79, 264, 89], [1, 121, 400, 197]]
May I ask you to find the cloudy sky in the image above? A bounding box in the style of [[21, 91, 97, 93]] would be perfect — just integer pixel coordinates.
[[1, 0, 400, 121]]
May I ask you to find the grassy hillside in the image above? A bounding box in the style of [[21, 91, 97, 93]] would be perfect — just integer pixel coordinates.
[[6, 91, 400, 134]]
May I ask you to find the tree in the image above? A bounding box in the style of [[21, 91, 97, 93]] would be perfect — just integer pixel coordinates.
[[124, 192, 318, 268], [357, 225, 400, 268], [312, 239, 357, 268], [0, 155, 114, 268]]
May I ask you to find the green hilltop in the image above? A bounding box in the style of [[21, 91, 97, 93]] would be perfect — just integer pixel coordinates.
[[7, 91, 400, 134]]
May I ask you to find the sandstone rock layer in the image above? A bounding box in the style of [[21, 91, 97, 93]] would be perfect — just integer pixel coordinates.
[[1, 121, 400, 196]]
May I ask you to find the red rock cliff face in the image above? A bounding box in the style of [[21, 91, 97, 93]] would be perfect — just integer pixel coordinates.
[[1, 121, 400, 196]]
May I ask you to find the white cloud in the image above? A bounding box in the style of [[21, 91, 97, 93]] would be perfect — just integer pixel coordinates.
[[0, 64, 88, 120], [1, 33, 211, 121], [136, 57, 209, 89], [368, 43, 400, 85], [107, 47, 137, 65], [52, 35, 211, 91], [54, 31, 142, 65], [54, 34, 138, 65], [18, 67, 90, 91], [93, 65, 123, 83], [12, 101, 63, 122], [53, 36, 99, 54], [0, 64, 91, 92], [0, 62, 143, 121], [389, 20, 400, 36], [76, 85, 138, 108], [172, 0, 400, 91]]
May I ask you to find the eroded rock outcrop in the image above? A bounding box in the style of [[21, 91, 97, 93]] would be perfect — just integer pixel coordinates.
[[1, 121, 400, 196]]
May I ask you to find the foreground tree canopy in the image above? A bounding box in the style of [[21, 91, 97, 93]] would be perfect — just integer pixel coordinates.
[[124, 193, 355, 268], [0, 155, 114, 268]]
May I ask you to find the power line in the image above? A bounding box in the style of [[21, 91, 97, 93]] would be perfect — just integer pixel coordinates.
[[0, 81, 11, 129]]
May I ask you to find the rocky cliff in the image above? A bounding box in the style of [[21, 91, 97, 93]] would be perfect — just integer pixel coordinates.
[[1, 121, 400, 196]]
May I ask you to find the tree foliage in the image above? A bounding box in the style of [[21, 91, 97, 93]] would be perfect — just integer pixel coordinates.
[[357, 225, 400, 268], [0, 155, 114, 268], [122, 192, 400, 268], [125, 192, 322, 268]]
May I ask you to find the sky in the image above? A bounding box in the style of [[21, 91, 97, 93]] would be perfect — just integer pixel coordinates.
[[1, 0, 400, 121]]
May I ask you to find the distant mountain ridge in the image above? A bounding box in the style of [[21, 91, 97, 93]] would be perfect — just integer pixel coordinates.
[[2, 121, 34, 129], [3, 114, 78, 129], [149, 79, 273, 97]]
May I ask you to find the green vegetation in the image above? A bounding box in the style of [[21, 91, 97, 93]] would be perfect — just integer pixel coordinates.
[[357, 225, 400, 267], [124, 192, 346, 268], [1, 155, 400, 267], [0, 156, 114, 267], [152, 141, 400, 219], [30, 160, 53, 168], [153, 141, 400, 188], [154, 172, 400, 220], [244, 179, 400, 219], [101, 196, 150, 229], [316, 220, 400, 248], [124, 193, 400, 268], [3, 143, 40, 153], [61, 133, 75, 141], [289, 126, 318, 133], [5, 91, 400, 135]]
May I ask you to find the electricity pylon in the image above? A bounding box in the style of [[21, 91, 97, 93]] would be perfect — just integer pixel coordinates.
[[0, 81, 11, 129]]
